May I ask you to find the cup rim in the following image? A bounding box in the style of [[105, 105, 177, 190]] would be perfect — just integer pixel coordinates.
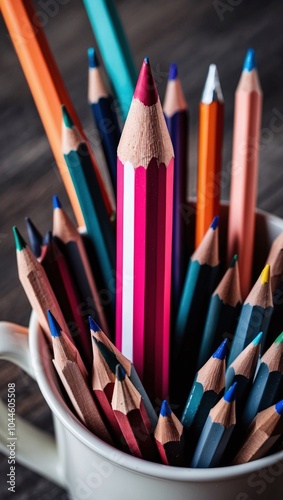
[[29, 309, 283, 482]]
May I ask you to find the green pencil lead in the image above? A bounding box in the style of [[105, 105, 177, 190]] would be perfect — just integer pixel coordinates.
[[62, 104, 74, 129], [12, 226, 26, 251], [229, 254, 238, 268], [274, 331, 283, 344]]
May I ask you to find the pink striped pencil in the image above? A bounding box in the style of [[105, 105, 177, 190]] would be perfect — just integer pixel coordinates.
[[116, 57, 174, 399]]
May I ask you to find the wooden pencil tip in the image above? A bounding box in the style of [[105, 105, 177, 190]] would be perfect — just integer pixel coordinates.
[[160, 400, 172, 417], [88, 316, 102, 333], [169, 63, 178, 81], [275, 331, 283, 344], [253, 331, 263, 346], [116, 364, 126, 382], [94, 339, 117, 374], [88, 47, 99, 68], [53, 195, 62, 209], [62, 105, 74, 128], [210, 215, 219, 230], [12, 226, 26, 251], [229, 254, 238, 268], [260, 264, 270, 284], [47, 310, 62, 338], [134, 57, 158, 106], [243, 48, 256, 72], [275, 400, 283, 415], [212, 339, 228, 360], [224, 382, 237, 403]]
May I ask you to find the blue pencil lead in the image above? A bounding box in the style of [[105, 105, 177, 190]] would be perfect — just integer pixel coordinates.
[[169, 63, 178, 81], [211, 215, 219, 230], [53, 195, 62, 209], [47, 310, 62, 338], [212, 339, 228, 360], [224, 381, 237, 403], [252, 331, 263, 346], [89, 316, 102, 333], [243, 48, 256, 72], [88, 47, 99, 68], [144, 56, 149, 64], [275, 400, 283, 415], [160, 400, 172, 417], [116, 364, 126, 382]]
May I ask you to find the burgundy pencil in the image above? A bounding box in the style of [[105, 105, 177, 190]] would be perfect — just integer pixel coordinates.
[[154, 400, 185, 466], [116, 57, 174, 399]]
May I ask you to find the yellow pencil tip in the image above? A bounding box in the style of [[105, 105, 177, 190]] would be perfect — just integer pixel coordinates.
[[260, 264, 270, 284]]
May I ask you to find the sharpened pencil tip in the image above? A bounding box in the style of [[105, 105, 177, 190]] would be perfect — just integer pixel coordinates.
[[260, 264, 270, 284], [13, 226, 26, 251], [88, 316, 102, 333], [224, 382, 237, 403], [47, 310, 62, 337], [62, 105, 74, 128], [252, 331, 263, 346], [275, 332, 283, 344], [243, 48, 256, 72], [144, 56, 149, 64], [212, 339, 228, 360], [169, 63, 178, 81], [210, 216, 219, 230], [134, 57, 158, 106], [275, 400, 283, 415], [116, 364, 126, 381], [229, 254, 238, 268], [53, 195, 62, 209], [88, 47, 99, 68], [201, 64, 224, 104], [160, 400, 172, 417], [25, 217, 43, 258]]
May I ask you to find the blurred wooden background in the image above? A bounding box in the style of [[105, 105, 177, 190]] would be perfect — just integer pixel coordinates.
[[0, 0, 283, 497]]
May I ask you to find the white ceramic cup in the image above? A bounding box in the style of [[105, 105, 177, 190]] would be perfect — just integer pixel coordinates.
[[1, 206, 283, 500]]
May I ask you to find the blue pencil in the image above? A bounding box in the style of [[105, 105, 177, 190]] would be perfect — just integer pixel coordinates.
[[25, 216, 43, 258]]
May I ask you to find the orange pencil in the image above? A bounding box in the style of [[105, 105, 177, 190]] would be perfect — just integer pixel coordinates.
[[195, 64, 224, 247], [227, 49, 263, 298], [1, 0, 113, 225]]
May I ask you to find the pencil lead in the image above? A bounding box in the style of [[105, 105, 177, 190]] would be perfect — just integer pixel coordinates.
[[62, 105, 74, 129], [93, 337, 118, 374], [53, 195, 62, 209], [210, 215, 219, 231], [229, 254, 238, 268], [260, 264, 270, 284], [212, 339, 228, 360], [201, 64, 224, 104], [116, 364, 126, 382], [275, 332, 283, 344], [252, 331, 263, 346], [134, 57, 158, 106], [13, 226, 26, 251], [243, 48, 256, 72], [25, 217, 43, 258], [275, 400, 283, 415], [88, 47, 99, 68], [47, 310, 62, 338], [224, 381, 237, 403], [160, 400, 172, 417], [88, 316, 102, 333], [169, 63, 178, 81]]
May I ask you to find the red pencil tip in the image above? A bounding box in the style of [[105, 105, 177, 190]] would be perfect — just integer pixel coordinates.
[[134, 58, 158, 106]]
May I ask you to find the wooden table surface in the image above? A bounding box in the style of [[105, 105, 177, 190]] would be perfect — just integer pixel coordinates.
[[1, 0, 283, 497]]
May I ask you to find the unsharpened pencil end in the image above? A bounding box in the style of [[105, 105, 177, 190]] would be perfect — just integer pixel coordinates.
[[212, 339, 228, 360], [88, 47, 99, 68], [47, 310, 62, 338], [229, 254, 238, 268], [224, 381, 237, 403], [116, 364, 126, 382], [243, 48, 256, 72], [160, 400, 172, 417], [253, 331, 263, 346], [88, 316, 101, 333], [275, 400, 283, 415], [13, 226, 26, 251], [210, 215, 219, 231], [169, 63, 178, 81], [134, 57, 158, 106], [62, 105, 74, 129], [260, 264, 270, 284], [275, 331, 283, 344], [53, 195, 62, 209]]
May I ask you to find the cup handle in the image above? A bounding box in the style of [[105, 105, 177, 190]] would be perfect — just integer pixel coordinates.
[[0, 321, 66, 488]]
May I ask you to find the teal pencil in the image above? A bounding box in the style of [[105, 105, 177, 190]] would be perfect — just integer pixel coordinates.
[[198, 254, 242, 368], [191, 382, 237, 468], [83, 0, 137, 122], [173, 216, 220, 403], [227, 264, 273, 366], [241, 331, 283, 428], [265, 231, 283, 346], [62, 105, 115, 316], [181, 339, 227, 457]]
